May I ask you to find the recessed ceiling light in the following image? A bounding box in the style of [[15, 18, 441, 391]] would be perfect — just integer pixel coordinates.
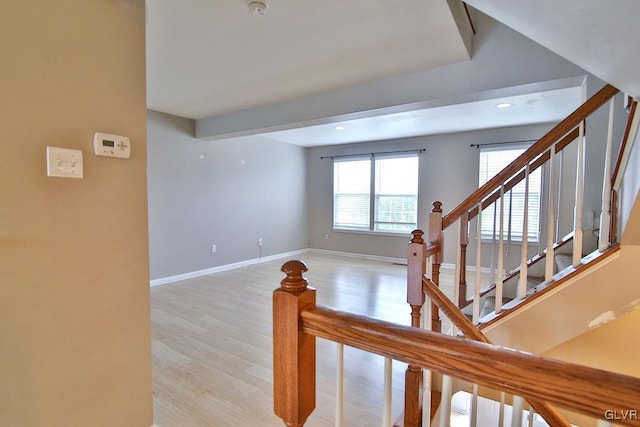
[[496, 102, 513, 109], [335, 125, 346, 131]]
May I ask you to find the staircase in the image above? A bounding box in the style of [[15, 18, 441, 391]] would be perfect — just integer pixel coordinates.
[[401, 84, 640, 425], [271, 86, 640, 427]]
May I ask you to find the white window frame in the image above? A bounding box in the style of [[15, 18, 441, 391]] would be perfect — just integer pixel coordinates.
[[478, 145, 541, 243], [332, 154, 419, 235]]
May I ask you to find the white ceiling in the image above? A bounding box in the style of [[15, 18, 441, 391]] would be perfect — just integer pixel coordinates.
[[145, 1, 621, 148], [146, 0, 472, 120]]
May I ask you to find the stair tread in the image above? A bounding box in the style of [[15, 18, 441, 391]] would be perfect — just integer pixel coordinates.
[[555, 254, 573, 271], [481, 296, 513, 318]]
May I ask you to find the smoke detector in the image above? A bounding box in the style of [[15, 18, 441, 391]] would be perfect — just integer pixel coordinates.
[[248, 1, 269, 15]]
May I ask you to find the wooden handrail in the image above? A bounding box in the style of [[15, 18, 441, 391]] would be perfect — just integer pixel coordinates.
[[611, 100, 638, 187], [466, 127, 580, 221], [442, 84, 619, 230], [301, 305, 640, 425], [422, 277, 570, 427], [425, 242, 440, 258], [422, 277, 488, 343]]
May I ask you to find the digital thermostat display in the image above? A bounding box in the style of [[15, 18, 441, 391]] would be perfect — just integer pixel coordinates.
[[93, 132, 131, 159]]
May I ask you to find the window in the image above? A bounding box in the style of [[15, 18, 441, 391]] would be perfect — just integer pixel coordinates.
[[333, 155, 419, 233], [478, 147, 541, 241]]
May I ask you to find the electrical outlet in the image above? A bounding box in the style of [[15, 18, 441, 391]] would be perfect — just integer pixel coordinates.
[[211, 245, 217, 253], [258, 238, 263, 246], [324, 233, 329, 240]]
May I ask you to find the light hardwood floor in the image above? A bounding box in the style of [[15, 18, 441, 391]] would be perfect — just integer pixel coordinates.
[[151, 253, 456, 426]]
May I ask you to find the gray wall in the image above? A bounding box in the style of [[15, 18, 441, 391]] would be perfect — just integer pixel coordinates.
[[148, 110, 308, 280], [308, 124, 558, 263]]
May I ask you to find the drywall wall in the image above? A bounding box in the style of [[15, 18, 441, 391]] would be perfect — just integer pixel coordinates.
[[307, 124, 556, 262], [484, 245, 640, 355], [196, 11, 586, 140], [542, 306, 640, 377], [0, 1, 152, 426], [147, 110, 308, 280]]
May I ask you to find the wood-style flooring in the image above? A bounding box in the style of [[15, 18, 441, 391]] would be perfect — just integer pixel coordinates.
[[151, 253, 456, 427]]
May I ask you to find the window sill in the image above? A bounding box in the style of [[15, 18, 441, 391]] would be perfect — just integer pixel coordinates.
[[332, 228, 412, 238]]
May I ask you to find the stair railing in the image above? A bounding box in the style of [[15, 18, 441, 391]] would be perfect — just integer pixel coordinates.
[[436, 84, 640, 325], [400, 85, 638, 424], [273, 260, 640, 427]]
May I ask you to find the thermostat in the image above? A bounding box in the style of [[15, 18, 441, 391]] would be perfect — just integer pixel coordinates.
[[94, 132, 131, 158]]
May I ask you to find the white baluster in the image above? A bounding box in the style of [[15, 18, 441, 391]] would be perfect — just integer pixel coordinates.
[[507, 189, 513, 258], [573, 120, 586, 267], [599, 100, 615, 251], [511, 395, 525, 427], [470, 383, 479, 427], [518, 165, 530, 299], [439, 375, 452, 427], [335, 343, 344, 427], [545, 146, 557, 282], [422, 301, 432, 427], [556, 150, 563, 243], [422, 369, 432, 427], [382, 357, 392, 427], [454, 217, 462, 307], [527, 404, 535, 427], [498, 392, 506, 427], [490, 202, 498, 283], [496, 186, 505, 313], [473, 204, 483, 324]]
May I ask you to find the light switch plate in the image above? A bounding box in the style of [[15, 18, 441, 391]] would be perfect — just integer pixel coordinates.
[[46, 146, 83, 179]]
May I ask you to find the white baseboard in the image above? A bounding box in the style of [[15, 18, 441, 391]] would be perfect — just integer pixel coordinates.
[[149, 248, 465, 287], [308, 248, 407, 265], [150, 249, 310, 287]]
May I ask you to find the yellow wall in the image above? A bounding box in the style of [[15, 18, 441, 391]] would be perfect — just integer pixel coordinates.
[[0, 1, 152, 426], [543, 307, 640, 377]]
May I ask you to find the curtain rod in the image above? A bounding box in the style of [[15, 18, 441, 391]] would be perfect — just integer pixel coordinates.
[[321, 148, 425, 160], [470, 139, 537, 149]]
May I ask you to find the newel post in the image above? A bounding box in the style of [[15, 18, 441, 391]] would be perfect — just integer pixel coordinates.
[[430, 201, 443, 333], [404, 229, 427, 427], [273, 260, 316, 427]]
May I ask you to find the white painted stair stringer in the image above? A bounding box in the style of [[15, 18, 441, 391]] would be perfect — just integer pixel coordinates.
[[482, 245, 640, 356]]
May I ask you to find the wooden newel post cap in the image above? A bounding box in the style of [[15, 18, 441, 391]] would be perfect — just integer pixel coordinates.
[[410, 230, 424, 244], [432, 201, 443, 213], [280, 260, 309, 292]]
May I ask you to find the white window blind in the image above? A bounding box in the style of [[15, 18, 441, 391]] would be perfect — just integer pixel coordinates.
[[333, 159, 370, 230], [478, 147, 541, 242], [333, 155, 418, 233]]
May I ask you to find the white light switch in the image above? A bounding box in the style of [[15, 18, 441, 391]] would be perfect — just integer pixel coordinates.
[[46, 146, 83, 179]]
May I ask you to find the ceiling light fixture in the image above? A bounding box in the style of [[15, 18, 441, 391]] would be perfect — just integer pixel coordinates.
[[496, 102, 513, 109], [248, 1, 269, 16], [335, 126, 346, 131]]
